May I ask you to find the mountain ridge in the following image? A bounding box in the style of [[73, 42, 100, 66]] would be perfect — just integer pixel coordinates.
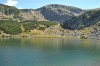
[[37, 4, 84, 22], [0, 4, 84, 22]]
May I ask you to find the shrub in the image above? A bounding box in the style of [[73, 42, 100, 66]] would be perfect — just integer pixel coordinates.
[[38, 21, 57, 27], [22, 21, 37, 31], [38, 26, 45, 30], [22, 21, 57, 31], [0, 20, 22, 35]]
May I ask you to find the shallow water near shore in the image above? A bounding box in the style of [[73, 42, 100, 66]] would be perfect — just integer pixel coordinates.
[[0, 38, 100, 66]]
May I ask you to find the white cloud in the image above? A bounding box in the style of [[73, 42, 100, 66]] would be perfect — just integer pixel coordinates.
[[6, 0, 18, 6]]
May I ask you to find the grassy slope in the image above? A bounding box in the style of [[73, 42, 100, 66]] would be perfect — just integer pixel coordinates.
[[0, 20, 99, 39], [0, 20, 58, 36]]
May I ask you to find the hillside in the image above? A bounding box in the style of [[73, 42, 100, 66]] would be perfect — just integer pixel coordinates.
[[37, 4, 84, 22], [62, 9, 100, 39], [62, 9, 100, 29], [0, 20, 59, 36], [0, 4, 46, 22], [0, 4, 100, 39], [0, 4, 84, 22]]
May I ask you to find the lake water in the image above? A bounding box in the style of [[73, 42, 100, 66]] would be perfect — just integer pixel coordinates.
[[0, 38, 100, 66]]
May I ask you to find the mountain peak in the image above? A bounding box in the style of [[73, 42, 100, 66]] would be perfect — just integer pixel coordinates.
[[43, 4, 82, 10], [37, 4, 84, 22]]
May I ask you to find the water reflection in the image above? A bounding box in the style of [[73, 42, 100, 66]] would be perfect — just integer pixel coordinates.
[[0, 38, 100, 66], [0, 38, 100, 51]]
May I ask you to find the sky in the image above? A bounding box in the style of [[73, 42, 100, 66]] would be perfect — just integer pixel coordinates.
[[0, 0, 100, 9]]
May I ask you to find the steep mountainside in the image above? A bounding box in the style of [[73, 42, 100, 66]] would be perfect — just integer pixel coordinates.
[[62, 9, 100, 30], [0, 4, 20, 20], [0, 4, 46, 21], [37, 4, 84, 22], [20, 9, 46, 21], [0, 4, 84, 22]]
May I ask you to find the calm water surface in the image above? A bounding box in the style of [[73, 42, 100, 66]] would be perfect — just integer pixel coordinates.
[[0, 38, 100, 66]]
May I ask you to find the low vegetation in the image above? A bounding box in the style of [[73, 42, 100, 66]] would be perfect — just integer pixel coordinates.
[[0, 20, 22, 35], [0, 20, 57, 35], [38, 21, 57, 27], [22, 21, 37, 31], [62, 10, 100, 30], [22, 21, 57, 31], [38, 26, 46, 30]]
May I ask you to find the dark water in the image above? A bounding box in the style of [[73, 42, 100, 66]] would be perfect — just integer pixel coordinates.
[[0, 38, 100, 66]]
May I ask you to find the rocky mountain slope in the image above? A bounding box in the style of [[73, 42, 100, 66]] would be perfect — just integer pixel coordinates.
[[62, 9, 100, 39], [0, 4, 84, 22], [0, 4, 46, 22], [62, 9, 100, 30], [37, 4, 84, 22]]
